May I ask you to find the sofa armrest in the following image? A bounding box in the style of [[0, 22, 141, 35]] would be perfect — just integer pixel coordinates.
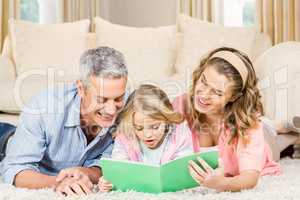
[[0, 55, 16, 82], [254, 42, 300, 135]]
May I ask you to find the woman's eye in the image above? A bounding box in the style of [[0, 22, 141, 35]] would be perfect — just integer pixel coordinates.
[[201, 77, 207, 85]]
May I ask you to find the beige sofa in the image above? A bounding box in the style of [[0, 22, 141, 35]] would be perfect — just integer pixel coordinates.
[[0, 15, 298, 160]]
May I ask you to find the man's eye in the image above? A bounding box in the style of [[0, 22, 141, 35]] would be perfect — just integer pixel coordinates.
[[97, 98, 106, 103], [134, 126, 143, 131], [115, 96, 124, 102]]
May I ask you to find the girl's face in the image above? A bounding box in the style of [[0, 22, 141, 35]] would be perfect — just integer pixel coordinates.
[[194, 65, 234, 115], [133, 112, 167, 149]]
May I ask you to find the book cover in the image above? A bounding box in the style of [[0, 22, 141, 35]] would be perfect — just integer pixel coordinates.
[[100, 150, 219, 193]]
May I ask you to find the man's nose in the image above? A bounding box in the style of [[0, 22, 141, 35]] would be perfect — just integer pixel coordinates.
[[104, 100, 117, 115]]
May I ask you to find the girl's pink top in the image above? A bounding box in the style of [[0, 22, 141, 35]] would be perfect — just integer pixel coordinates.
[[172, 94, 282, 176], [112, 121, 193, 164]]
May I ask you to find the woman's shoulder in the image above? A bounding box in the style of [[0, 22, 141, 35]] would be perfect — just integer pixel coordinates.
[[172, 121, 192, 139], [172, 93, 189, 115], [245, 121, 263, 135]]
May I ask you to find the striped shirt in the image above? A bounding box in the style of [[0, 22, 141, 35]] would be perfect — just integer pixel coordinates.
[[1, 83, 115, 184]]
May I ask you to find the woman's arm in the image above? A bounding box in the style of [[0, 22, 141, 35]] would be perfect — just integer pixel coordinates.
[[201, 170, 260, 192], [189, 158, 260, 192]]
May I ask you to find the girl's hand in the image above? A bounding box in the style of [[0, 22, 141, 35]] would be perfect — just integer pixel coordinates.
[[98, 176, 113, 192], [188, 157, 227, 192]]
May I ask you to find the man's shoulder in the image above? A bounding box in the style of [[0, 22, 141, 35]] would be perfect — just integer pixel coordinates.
[[21, 83, 78, 118], [26, 83, 77, 107]]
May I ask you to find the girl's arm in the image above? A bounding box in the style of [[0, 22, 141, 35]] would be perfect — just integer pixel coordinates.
[[172, 122, 193, 159], [111, 137, 130, 161]]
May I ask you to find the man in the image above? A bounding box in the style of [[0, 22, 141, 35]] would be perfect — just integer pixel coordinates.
[[1, 47, 128, 195]]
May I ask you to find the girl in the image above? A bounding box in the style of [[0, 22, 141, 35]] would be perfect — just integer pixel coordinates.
[[172, 47, 282, 192], [99, 84, 193, 192]]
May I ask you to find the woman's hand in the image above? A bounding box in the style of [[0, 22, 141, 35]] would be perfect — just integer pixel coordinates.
[[98, 176, 113, 192], [188, 157, 260, 192], [188, 157, 228, 192]]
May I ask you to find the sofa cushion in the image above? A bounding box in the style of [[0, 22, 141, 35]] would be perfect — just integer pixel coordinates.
[[94, 17, 177, 87], [175, 14, 256, 75], [0, 75, 51, 113], [9, 19, 90, 79]]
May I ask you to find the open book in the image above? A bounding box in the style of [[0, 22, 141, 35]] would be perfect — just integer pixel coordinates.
[[100, 150, 219, 193]]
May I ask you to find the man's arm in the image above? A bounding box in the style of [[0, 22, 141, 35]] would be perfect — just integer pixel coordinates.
[[14, 170, 57, 189], [1, 96, 47, 187]]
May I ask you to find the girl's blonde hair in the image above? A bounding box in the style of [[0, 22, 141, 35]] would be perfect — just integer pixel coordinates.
[[188, 47, 263, 143], [116, 84, 184, 140]]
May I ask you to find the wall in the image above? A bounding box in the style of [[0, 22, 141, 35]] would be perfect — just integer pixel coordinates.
[[100, 0, 177, 27]]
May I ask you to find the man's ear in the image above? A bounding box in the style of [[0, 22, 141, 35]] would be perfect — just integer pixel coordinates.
[[229, 92, 243, 102], [76, 80, 86, 98]]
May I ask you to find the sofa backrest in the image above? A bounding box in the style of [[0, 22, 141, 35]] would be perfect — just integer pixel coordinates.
[[0, 18, 273, 114], [1, 31, 272, 78]]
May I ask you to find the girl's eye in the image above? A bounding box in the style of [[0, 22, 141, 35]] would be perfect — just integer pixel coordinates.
[[150, 123, 160, 130]]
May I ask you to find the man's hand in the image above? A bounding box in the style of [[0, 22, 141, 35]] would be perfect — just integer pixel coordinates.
[[56, 167, 89, 182], [54, 176, 93, 196], [55, 167, 94, 196]]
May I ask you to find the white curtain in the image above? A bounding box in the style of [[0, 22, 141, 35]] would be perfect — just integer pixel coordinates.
[[256, 0, 300, 44], [57, 0, 101, 23], [177, 0, 223, 24], [0, 0, 19, 50]]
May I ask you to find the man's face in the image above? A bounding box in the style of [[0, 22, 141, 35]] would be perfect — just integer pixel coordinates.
[[77, 75, 127, 128]]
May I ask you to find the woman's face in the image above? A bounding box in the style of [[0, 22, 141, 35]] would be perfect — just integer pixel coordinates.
[[193, 65, 234, 116], [132, 112, 167, 149]]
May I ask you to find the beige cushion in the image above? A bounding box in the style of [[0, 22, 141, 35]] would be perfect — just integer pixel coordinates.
[[0, 76, 50, 113], [254, 42, 300, 133], [94, 17, 177, 87], [175, 14, 256, 75], [251, 33, 272, 61], [0, 55, 16, 82], [9, 19, 90, 79], [0, 113, 19, 125]]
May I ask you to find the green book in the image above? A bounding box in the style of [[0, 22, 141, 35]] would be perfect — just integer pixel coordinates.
[[100, 150, 219, 193]]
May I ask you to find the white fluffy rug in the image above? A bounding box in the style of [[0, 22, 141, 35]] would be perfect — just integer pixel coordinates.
[[0, 158, 299, 200]]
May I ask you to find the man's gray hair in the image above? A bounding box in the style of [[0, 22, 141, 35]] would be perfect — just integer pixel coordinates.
[[79, 46, 128, 87]]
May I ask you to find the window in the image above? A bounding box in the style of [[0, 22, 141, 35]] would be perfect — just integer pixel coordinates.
[[223, 0, 255, 27], [20, 0, 39, 22]]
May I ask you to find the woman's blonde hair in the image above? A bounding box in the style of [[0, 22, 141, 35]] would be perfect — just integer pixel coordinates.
[[116, 84, 184, 140], [188, 47, 263, 143]]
